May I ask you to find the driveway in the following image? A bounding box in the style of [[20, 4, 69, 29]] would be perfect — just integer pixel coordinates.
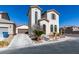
[[0, 36, 79, 54]]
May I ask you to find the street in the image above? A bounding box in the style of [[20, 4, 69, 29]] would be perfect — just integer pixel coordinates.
[[0, 36, 79, 54]]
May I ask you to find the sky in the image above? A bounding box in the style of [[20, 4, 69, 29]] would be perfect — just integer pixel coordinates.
[[0, 5, 79, 27]]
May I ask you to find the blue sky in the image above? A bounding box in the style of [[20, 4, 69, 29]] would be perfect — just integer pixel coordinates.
[[0, 5, 79, 27]]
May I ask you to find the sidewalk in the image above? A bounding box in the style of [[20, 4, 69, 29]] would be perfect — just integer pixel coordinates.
[[0, 36, 78, 52]]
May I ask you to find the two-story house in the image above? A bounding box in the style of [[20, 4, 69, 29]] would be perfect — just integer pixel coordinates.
[[28, 6, 59, 35]]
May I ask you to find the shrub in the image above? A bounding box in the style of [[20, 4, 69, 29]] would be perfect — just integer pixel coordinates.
[[53, 32, 56, 36], [53, 32, 60, 36], [56, 33, 60, 36], [33, 30, 45, 41], [33, 30, 45, 37], [0, 41, 9, 47]]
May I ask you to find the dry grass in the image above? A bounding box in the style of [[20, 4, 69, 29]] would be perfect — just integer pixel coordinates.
[[0, 35, 14, 48], [5, 35, 14, 44], [0, 41, 9, 48]]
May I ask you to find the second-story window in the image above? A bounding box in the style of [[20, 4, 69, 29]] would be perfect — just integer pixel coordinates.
[[54, 25, 57, 32], [35, 12, 38, 24], [50, 25, 53, 32], [43, 24, 46, 33], [51, 14, 56, 20]]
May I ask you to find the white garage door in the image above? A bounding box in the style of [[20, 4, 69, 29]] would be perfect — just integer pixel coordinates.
[[0, 27, 8, 32], [0, 27, 8, 40]]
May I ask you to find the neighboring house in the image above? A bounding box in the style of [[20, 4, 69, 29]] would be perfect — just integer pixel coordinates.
[[16, 25, 28, 34], [0, 11, 16, 40], [60, 26, 79, 34], [28, 6, 59, 35]]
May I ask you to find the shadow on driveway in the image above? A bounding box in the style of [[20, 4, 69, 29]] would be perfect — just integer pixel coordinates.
[[0, 38, 79, 54]]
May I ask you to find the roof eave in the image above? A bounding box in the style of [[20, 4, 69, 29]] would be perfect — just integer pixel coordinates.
[[47, 9, 60, 15]]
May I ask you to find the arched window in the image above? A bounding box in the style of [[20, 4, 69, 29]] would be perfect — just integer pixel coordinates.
[[51, 14, 56, 19], [43, 24, 46, 32], [54, 25, 57, 32], [50, 25, 53, 32], [35, 12, 38, 24]]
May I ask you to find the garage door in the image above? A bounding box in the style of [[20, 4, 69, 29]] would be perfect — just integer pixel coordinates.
[[18, 29, 28, 34], [0, 27, 9, 39]]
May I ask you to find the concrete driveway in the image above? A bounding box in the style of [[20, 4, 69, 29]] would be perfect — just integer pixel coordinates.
[[0, 36, 79, 54]]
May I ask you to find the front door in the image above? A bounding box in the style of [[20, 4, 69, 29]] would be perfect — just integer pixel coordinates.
[[43, 24, 46, 33]]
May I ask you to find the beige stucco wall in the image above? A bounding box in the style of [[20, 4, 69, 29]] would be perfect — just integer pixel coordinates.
[[39, 20, 50, 35], [29, 6, 59, 35], [31, 8, 41, 28], [47, 11, 59, 33], [29, 7, 41, 34]]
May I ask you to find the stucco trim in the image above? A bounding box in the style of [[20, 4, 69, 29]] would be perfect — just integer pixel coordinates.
[[30, 5, 42, 11], [47, 9, 60, 15], [38, 18, 49, 22], [27, 5, 42, 16], [0, 22, 15, 24]]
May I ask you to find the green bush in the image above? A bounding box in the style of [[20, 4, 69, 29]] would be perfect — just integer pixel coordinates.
[[33, 30, 45, 37]]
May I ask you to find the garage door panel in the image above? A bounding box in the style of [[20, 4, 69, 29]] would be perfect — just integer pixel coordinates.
[[0, 27, 9, 39], [0, 27, 8, 32], [18, 29, 27, 33]]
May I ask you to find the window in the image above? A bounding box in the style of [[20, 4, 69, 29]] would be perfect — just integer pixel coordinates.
[[43, 24, 46, 32], [50, 25, 53, 32], [51, 14, 56, 19], [35, 12, 38, 24], [54, 25, 57, 32], [2, 13, 10, 20]]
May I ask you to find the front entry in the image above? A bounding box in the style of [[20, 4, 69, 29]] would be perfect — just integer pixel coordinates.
[[43, 24, 46, 34]]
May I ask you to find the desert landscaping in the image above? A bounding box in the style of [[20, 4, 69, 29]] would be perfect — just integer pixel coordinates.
[[0, 5, 79, 54]]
